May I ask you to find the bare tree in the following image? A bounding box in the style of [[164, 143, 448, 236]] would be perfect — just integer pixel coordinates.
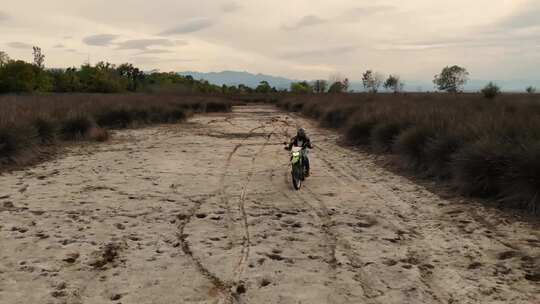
[[384, 75, 404, 93], [362, 70, 383, 93], [0, 51, 9, 67], [33, 46, 45, 69], [342, 78, 350, 92], [312, 80, 328, 93], [329, 73, 345, 86], [327, 73, 350, 93]]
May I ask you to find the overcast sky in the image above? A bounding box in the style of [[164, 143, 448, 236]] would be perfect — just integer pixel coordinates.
[[1, 0, 539, 82]]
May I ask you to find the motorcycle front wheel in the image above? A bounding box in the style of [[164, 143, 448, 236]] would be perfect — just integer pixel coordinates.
[[292, 164, 303, 190]]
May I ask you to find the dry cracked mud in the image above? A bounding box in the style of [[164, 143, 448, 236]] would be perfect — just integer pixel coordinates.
[[0, 105, 539, 304]]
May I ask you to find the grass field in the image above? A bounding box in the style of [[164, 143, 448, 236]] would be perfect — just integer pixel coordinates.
[[278, 93, 540, 214]]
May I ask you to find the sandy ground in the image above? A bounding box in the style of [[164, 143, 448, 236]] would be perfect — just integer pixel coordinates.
[[0, 105, 539, 304]]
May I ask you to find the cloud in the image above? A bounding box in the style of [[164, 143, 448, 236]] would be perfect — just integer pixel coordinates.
[[280, 45, 356, 59], [83, 34, 119, 46], [375, 43, 449, 51], [283, 15, 326, 30], [338, 5, 397, 23], [137, 49, 174, 55], [7, 42, 33, 49], [221, 2, 241, 13], [390, 25, 540, 52], [495, 4, 540, 30], [160, 18, 214, 35], [131, 56, 196, 65], [348, 5, 395, 16], [116, 39, 176, 50], [0, 11, 9, 22]]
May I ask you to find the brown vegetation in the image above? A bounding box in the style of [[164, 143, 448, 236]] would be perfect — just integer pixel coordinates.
[[0, 94, 232, 169], [278, 93, 540, 214]]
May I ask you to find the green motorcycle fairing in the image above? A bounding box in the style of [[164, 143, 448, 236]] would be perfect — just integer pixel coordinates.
[[291, 151, 301, 164]]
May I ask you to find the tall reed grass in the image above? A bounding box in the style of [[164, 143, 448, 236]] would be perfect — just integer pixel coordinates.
[[278, 93, 540, 214], [0, 94, 232, 168]]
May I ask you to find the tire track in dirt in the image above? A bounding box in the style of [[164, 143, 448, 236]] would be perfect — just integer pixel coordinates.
[[215, 115, 278, 300], [313, 145, 449, 302], [218, 124, 267, 252], [290, 191, 339, 272], [301, 186, 385, 302], [279, 154, 382, 303], [312, 140, 538, 303], [233, 128, 275, 283], [330, 145, 538, 256], [273, 115, 368, 301], [233, 120, 292, 284], [176, 196, 236, 304], [170, 114, 270, 303], [294, 132, 445, 302], [267, 121, 349, 301]]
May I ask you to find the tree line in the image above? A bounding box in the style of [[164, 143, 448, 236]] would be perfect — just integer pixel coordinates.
[[0, 48, 537, 96], [0, 48, 236, 94]]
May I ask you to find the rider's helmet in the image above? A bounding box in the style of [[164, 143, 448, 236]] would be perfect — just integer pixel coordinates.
[[297, 128, 306, 138]]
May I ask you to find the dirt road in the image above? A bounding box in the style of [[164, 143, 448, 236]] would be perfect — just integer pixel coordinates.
[[1, 105, 539, 304]]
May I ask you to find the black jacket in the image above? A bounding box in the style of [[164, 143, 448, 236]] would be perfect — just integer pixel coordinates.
[[288, 135, 313, 149]]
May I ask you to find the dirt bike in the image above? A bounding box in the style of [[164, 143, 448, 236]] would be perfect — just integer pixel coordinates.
[[285, 145, 309, 190]]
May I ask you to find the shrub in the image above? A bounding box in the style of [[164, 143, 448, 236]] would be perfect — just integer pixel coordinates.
[[33, 117, 57, 144], [423, 133, 463, 178], [302, 102, 323, 119], [146, 107, 188, 123], [452, 139, 513, 197], [526, 86, 536, 94], [89, 127, 110, 142], [0, 125, 36, 161], [290, 102, 303, 112], [344, 120, 377, 145], [321, 107, 356, 129], [60, 115, 93, 140], [481, 82, 501, 99], [187, 103, 205, 112], [393, 126, 434, 169], [0, 127, 22, 158], [499, 143, 540, 212], [166, 109, 188, 123], [370, 122, 406, 152], [205, 101, 231, 112], [132, 108, 150, 123], [148, 107, 167, 123], [95, 108, 133, 128]]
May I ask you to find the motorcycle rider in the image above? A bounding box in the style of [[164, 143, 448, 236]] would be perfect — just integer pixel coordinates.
[[285, 128, 313, 176]]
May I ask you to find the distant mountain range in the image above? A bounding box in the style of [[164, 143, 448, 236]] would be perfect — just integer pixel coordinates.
[[178, 71, 295, 90], [179, 70, 539, 92]]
